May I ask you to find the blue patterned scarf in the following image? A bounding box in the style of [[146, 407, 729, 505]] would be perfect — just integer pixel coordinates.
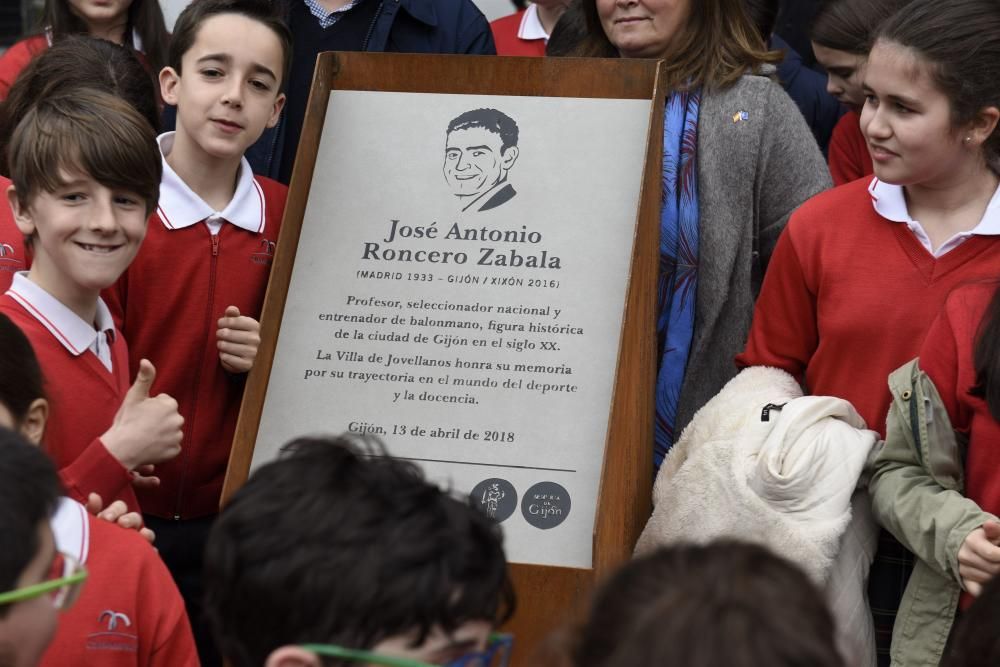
[[654, 89, 701, 470]]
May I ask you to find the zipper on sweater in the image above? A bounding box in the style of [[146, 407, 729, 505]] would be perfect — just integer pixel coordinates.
[[172, 230, 221, 519]]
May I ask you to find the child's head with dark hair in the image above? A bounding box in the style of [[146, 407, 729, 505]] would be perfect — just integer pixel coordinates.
[[811, 0, 911, 54], [159, 0, 288, 176], [573, 541, 843, 667], [6, 89, 160, 310], [870, 0, 1000, 175], [0, 34, 159, 177], [40, 0, 170, 75], [205, 435, 514, 667], [810, 0, 914, 109], [944, 574, 1000, 667], [167, 0, 292, 90], [8, 88, 161, 216], [0, 314, 47, 445], [0, 428, 63, 664]]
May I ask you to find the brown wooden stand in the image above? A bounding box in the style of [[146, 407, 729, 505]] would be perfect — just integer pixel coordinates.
[[222, 52, 663, 666]]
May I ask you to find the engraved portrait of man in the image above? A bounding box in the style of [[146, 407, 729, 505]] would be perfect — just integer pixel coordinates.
[[443, 108, 519, 213]]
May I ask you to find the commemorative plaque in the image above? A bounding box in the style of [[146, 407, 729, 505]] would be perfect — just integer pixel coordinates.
[[224, 52, 664, 659]]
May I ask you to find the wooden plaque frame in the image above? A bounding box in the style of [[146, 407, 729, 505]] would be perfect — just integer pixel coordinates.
[[222, 52, 663, 664]]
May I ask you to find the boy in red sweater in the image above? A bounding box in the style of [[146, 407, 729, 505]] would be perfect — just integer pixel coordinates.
[[0, 428, 63, 667], [104, 0, 289, 662], [1, 90, 184, 512], [0, 314, 199, 666]]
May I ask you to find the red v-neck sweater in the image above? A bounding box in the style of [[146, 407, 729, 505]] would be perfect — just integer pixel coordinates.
[[737, 178, 1000, 436], [0, 295, 137, 508]]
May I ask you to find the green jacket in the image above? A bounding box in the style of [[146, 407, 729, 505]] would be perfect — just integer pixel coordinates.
[[869, 359, 999, 666]]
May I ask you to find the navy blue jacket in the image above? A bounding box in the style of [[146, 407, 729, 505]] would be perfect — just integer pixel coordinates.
[[772, 35, 843, 155], [247, 0, 496, 181]]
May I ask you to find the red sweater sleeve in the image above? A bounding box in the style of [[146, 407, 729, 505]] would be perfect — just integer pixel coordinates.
[[58, 437, 137, 510], [736, 221, 818, 381]]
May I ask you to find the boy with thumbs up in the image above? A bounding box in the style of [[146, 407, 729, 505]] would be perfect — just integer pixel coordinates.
[[102, 2, 290, 661], [0, 89, 183, 512]]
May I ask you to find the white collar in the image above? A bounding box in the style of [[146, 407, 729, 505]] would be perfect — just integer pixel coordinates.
[[155, 132, 266, 233], [51, 497, 91, 565], [518, 4, 549, 41], [6, 273, 116, 357], [868, 177, 1000, 253]]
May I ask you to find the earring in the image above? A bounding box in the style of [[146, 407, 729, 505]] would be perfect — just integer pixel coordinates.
[[965, 136, 972, 144]]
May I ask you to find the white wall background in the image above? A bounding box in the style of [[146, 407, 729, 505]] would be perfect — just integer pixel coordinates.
[[159, 0, 515, 30]]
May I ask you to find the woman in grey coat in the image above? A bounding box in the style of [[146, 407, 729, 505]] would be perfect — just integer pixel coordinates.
[[574, 0, 832, 466]]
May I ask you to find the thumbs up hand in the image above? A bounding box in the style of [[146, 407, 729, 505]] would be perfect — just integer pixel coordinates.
[[217, 306, 261, 374], [101, 359, 184, 470]]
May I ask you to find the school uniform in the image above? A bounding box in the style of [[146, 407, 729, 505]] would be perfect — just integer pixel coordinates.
[[827, 110, 873, 186], [107, 132, 287, 520], [105, 132, 286, 665], [45, 497, 198, 666], [0, 175, 29, 292], [737, 177, 1000, 664], [0, 34, 47, 101], [490, 7, 548, 57], [738, 177, 1000, 437], [0, 273, 137, 509]]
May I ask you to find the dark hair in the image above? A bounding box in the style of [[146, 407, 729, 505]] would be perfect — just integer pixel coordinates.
[[573, 542, 843, 667], [0, 314, 45, 428], [744, 0, 779, 42], [447, 109, 519, 152], [40, 0, 169, 75], [0, 35, 159, 177], [168, 0, 293, 91], [944, 574, 1000, 667], [810, 0, 913, 54], [874, 0, 1000, 174], [8, 89, 161, 215], [0, 429, 62, 618], [972, 282, 1000, 418], [575, 0, 779, 91], [546, 1, 587, 57], [205, 436, 515, 667]]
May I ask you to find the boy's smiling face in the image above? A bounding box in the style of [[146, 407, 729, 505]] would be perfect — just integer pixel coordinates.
[[160, 12, 286, 169], [7, 170, 147, 316]]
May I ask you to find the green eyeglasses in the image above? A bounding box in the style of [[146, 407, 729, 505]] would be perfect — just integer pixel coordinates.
[[301, 632, 513, 667], [0, 552, 87, 610]]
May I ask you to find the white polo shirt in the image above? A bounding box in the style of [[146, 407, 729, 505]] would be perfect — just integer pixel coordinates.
[[5, 273, 117, 371], [51, 497, 91, 566], [156, 133, 267, 236], [869, 177, 1000, 257], [518, 4, 549, 41]]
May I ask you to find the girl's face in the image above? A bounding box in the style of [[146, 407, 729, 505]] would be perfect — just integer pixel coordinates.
[[66, 0, 133, 31], [597, 0, 692, 60], [860, 41, 969, 188], [811, 42, 867, 110]]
